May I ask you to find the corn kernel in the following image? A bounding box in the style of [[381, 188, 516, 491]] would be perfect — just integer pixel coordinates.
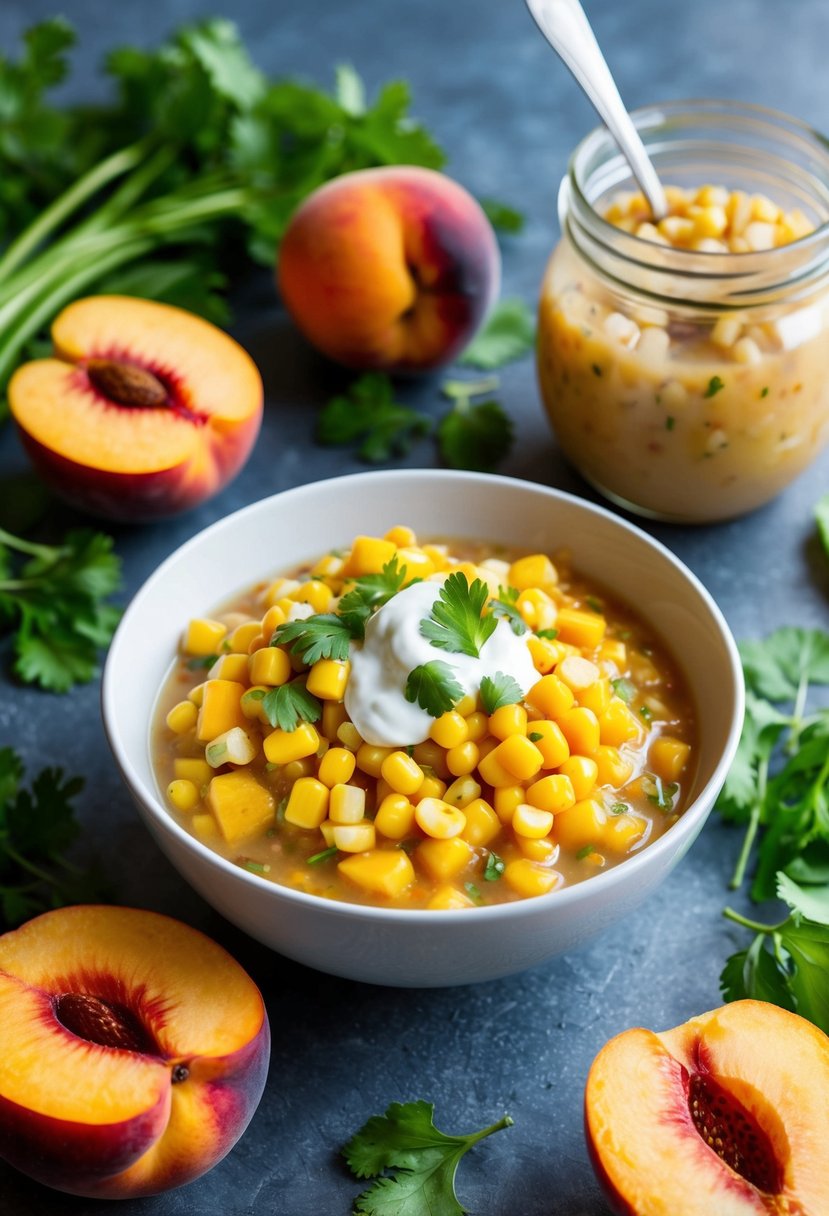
[[284, 777, 329, 829], [167, 778, 199, 812], [512, 803, 554, 839], [417, 836, 474, 880], [411, 774, 447, 803], [650, 736, 692, 782], [422, 543, 449, 570], [487, 703, 528, 740], [430, 711, 469, 749], [464, 711, 488, 742], [174, 757, 213, 787], [187, 682, 206, 706], [554, 798, 606, 852], [356, 743, 393, 778], [166, 700, 198, 735], [329, 783, 366, 824], [380, 750, 424, 796], [517, 836, 559, 862], [427, 885, 475, 910], [558, 755, 599, 801], [558, 707, 601, 756], [192, 812, 219, 842], [375, 793, 416, 839], [578, 678, 613, 717], [306, 658, 350, 702], [412, 739, 450, 779], [508, 553, 557, 590], [337, 722, 363, 751], [228, 622, 262, 653], [208, 653, 250, 682], [282, 758, 315, 783], [494, 785, 524, 824], [333, 821, 376, 853], [489, 735, 543, 781], [240, 686, 269, 724], [344, 536, 397, 576], [594, 744, 635, 787], [263, 721, 320, 765], [555, 608, 606, 650], [477, 748, 520, 789], [504, 859, 563, 898], [414, 797, 466, 839], [183, 617, 227, 656], [205, 726, 257, 768], [445, 740, 480, 777], [460, 798, 500, 846], [338, 849, 415, 898], [598, 639, 627, 667], [526, 673, 575, 719], [394, 547, 435, 582], [260, 605, 287, 639], [318, 747, 357, 788], [321, 701, 348, 740], [527, 635, 560, 674], [249, 646, 292, 687], [207, 771, 274, 844], [384, 524, 417, 547], [603, 811, 648, 854], [291, 580, 333, 613], [525, 774, 576, 815], [599, 700, 642, 748], [526, 720, 569, 769], [444, 775, 482, 808]]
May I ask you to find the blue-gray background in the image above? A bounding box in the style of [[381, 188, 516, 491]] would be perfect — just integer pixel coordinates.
[[0, 1, 827, 1213]]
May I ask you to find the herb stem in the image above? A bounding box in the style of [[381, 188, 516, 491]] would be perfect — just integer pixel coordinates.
[[729, 752, 769, 890], [465, 1113, 515, 1145], [788, 670, 810, 753], [2, 842, 57, 887], [722, 906, 784, 934]]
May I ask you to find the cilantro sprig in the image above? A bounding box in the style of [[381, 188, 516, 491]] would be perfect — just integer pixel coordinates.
[[405, 661, 464, 719], [0, 526, 121, 692], [479, 672, 523, 714], [260, 681, 322, 732], [274, 613, 352, 664], [420, 572, 496, 658], [0, 747, 109, 927], [342, 1100, 513, 1216], [488, 584, 527, 636], [438, 378, 514, 472], [721, 873, 829, 1034], [338, 558, 410, 639], [716, 627, 829, 896], [316, 374, 433, 463]]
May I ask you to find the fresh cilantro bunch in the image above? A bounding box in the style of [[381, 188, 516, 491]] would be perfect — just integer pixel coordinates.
[[0, 20, 447, 405], [716, 627, 829, 899], [0, 747, 109, 926], [0, 526, 121, 691], [721, 873, 829, 1034], [342, 1100, 513, 1216]]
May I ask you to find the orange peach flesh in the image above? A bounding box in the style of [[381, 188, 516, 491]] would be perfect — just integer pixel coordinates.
[[0, 905, 269, 1197], [8, 295, 262, 475], [585, 1001, 829, 1216]]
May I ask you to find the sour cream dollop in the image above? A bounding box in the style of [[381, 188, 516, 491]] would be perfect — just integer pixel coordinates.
[[344, 580, 538, 747]]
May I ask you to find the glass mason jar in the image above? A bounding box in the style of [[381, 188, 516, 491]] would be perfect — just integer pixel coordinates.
[[537, 101, 829, 523]]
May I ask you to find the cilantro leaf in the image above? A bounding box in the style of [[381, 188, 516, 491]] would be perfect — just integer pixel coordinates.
[[704, 375, 725, 398], [0, 527, 121, 692], [420, 572, 496, 658], [0, 747, 109, 927], [261, 681, 322, 732], [739, 628, 829, 701], [480, 198, 524, 234], [438, 398, 514, 473], [317, 374, 432, 463], [457, 299, 535, 370], [484, 851, 505, 881], [342, 1100, 513, 1216], [338, 557, 409, 639], [479, 672, 523, 715], [489, 585, 527, 636], [816, 493, 829, 563], [405, 661, 465, 719], [273, 613, 353, 664]]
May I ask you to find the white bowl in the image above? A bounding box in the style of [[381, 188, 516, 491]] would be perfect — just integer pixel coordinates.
[[102, 471, 743, 987]]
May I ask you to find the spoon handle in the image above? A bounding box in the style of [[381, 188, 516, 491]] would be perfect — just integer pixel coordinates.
[[526, 0, 667, 219]]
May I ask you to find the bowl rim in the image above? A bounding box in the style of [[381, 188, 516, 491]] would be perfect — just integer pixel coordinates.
[[102, 469, 745, 925]]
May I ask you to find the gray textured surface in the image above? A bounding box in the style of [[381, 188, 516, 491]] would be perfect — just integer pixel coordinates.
[[0, 1, 828, 1213]]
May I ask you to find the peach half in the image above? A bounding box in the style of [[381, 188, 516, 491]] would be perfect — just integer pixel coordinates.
[[585, 1000, 829, 1215], [0, 905, 270, 1198], [8, 296, 263, 521], [277, 166, 500, 372]]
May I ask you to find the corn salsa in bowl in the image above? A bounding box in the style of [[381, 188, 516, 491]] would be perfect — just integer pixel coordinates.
[[153, 527, 696, 911]]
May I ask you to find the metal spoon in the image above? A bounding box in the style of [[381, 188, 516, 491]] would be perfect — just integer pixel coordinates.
[[525, 0, 667, 219]]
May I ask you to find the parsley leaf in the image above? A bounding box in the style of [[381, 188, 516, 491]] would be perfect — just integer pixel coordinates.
[[342, 1100, 513, 1216], [337, 557, 409, 639], [480, 672, 523, 714], [457, 299, 535, 370], [261, 681, 322, 732], [0, 747, 110, 927], [480, 198, 525, 234], [0, 527, 121, 692], [405, 661, 464, 719], [317, 373, 432, 463], [420, 572, 496, 658], [273, 613, 353, 663], [721, 873, 829, 1034]]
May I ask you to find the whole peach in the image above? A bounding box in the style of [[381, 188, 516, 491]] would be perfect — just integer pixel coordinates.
[[277, 166, 500, 372]]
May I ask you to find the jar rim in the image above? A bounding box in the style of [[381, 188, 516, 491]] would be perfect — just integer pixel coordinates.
[[563, 98, 829, 308]]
